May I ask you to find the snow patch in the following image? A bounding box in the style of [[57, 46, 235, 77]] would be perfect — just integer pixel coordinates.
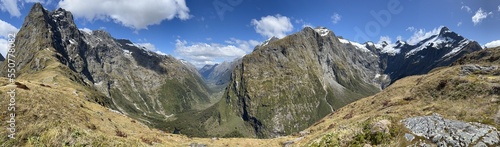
[[79, 28, 92, 35], [338, 38, 370, 52], [123, 49, 132, 56], [380, 44, 400, 55], [68, 39, 76, 45], [314, 28, 330, 37], [406, 35, 458, 58], [443, 40, 470, 57]]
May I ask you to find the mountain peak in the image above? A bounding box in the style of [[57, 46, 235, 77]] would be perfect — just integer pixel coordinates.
[[31, 2, 44, 11], [25, 2, 48, 23], [313, 26, 331, 37], [438, 26, 454, 36]]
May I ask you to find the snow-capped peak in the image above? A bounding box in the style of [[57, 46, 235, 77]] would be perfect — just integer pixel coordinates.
[[338, 38, 371, 52], [314, 27, 330, 37], [405, 26, 466, 58], [379, 43, 401, 55]]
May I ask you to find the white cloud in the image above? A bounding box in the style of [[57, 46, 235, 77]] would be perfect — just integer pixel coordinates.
[[0, 0, 52, 17], [58, 0, 191, 30], [406, 27, 441, 45], [135, 43, 158, 52], [484, 40, 500, 48], [0, 39, 10, 57], [498, 5, 500, 12], [0, 0, 21, 17], [0, 19, 18, 37], [331, 13, 341, 24], [461, 6, 471, 13], [0, 19, 18, 56], [378, 36, 392, 44], [175, 39, 259, 67], [406, 26, 415, 32], [472, 8, 492, 25], [457, 22, 462, 27], [251, 14, 293, 38]]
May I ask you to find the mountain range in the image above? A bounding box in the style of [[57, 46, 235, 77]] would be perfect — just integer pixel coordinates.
[[188, 25, 482, 138], [0, 3, 496, 146], [0, 3, 213, 129]]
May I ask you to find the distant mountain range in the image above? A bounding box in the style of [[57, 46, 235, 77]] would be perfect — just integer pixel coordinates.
[[0, 3, 485, 143]]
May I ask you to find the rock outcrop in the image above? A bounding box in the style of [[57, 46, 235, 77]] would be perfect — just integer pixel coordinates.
[[402, 113, 500, 146]]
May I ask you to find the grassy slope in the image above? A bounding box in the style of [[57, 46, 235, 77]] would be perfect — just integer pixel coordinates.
[[291, 62, 500, 146]]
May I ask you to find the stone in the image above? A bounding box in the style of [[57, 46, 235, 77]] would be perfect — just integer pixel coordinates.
[[371, 119, 392, 134], [402, 113, 500, 146], [473, 142, 487, 147], [460, 64, 499, 76], [189, 143, 207, 147], [405, 133, 415, 142], [299, 130, 310, 136]]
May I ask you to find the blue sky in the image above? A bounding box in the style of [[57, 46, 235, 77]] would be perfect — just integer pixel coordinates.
[[1, 0, 500, 67]]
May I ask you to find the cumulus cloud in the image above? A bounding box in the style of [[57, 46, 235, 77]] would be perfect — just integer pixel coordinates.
[[331, 13, 341, 24], [251, 14, 293, 38], [484, 40, 500, 48], [0, 19, 19, 56], [498, 5, 500, 12], [0, 0, 52, 17], [58, 0, 191, 30], [175, 38, 259, 67], [406, 27, 441, 45], [472, 8, 492, 25]]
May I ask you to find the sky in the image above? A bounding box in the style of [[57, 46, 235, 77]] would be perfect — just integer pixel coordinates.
[[1, 0, 500, 67]]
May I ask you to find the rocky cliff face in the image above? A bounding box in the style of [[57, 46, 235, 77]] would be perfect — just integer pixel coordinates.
[[204, 27, 382, 138], [0, 3, 211, 127], [199, 26, 483, 138]]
